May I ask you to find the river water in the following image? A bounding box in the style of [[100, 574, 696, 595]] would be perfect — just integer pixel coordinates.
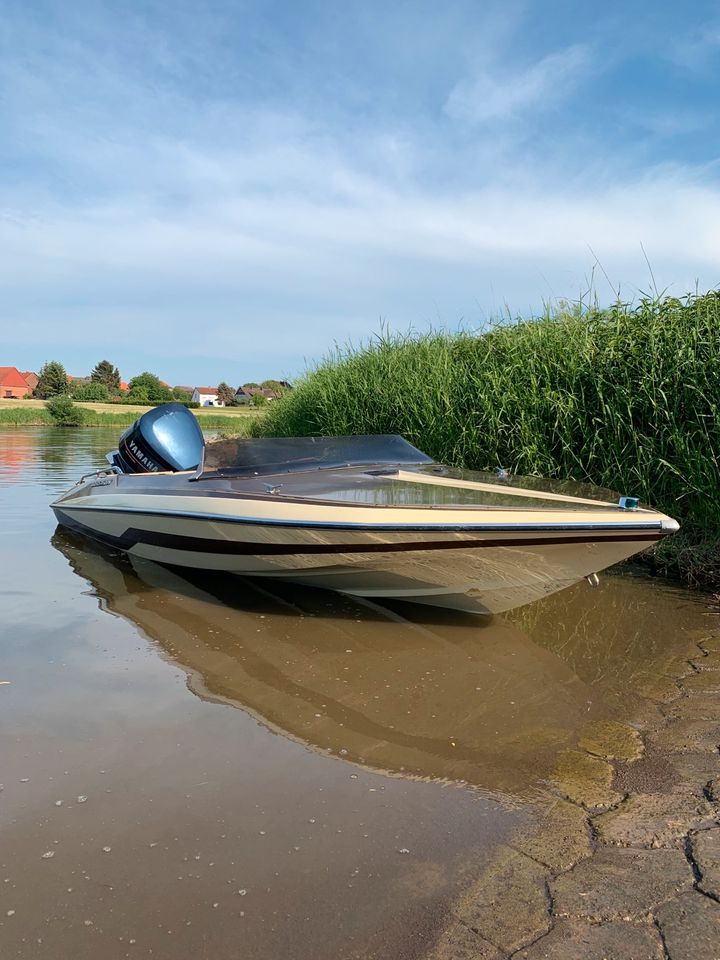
[[0, 427, 714, 959]]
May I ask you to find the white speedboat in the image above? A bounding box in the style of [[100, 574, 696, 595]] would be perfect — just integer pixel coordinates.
[[51, 404, 679, 614]]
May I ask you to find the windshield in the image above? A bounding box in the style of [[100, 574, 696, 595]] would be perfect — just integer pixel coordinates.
[[198, 435, 433, 478]]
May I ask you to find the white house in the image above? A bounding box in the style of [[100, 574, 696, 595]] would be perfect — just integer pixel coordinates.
[[191, 387, 224, 407]]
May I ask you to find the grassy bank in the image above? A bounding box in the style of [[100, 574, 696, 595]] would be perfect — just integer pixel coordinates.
[[0, 402, 258, 431], [255, 291, 720, 588]]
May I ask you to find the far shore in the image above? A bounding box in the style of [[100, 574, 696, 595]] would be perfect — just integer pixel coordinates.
[[0, 397, 257, 415], [0, 397, 260, 431]]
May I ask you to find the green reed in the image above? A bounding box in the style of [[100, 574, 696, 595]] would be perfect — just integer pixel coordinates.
[[255, 291, 720, 586]]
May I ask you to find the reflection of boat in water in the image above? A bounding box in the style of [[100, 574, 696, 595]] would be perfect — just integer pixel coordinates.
[[50, 405, 679, 615], [52, 528, 615, 795]]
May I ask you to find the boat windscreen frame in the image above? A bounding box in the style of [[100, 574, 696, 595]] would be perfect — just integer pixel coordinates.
[[193, 434, 434, 480]]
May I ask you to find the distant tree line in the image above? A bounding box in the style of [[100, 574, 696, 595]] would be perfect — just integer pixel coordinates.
[[33, 360, 290, 407]]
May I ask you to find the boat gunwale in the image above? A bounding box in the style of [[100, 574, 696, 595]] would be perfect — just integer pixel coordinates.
[[50, 501, 668, 534]]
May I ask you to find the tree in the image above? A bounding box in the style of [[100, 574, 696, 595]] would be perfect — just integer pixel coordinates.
[[127, 372, 173, 403], [216, 381, 235, 405], [260, 379, 288, 397], [36, 361, 69, 399], [128, 386, 150, 405], [46, 395, 85, 426], [250, 392, 269, 407], [73, 382, 110, 402], [91, 360, 121, 391]]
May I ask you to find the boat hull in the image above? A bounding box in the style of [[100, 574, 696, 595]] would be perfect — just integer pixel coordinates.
[[51, 501, 665, 614]]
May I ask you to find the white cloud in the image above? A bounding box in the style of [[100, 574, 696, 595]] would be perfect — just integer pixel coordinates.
[[445, 44, 590, 124], [0, 5, 717, 384]]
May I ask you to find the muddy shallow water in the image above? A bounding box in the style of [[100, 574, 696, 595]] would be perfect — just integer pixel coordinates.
[[0, 428, 715, 960]]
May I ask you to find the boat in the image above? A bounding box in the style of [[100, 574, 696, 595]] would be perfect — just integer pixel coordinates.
[[50, 403, 679, 615]]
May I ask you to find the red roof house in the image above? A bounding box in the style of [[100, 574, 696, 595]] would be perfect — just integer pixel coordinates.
[[21, 371, 39, 394], [0, 366, 32, 398]]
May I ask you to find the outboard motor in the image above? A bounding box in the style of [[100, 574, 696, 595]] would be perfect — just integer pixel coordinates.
[[109, 403, 205, 474]]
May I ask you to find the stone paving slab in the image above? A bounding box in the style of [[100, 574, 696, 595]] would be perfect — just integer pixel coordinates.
[[680, 671, 720, 694], [425, 919, 503, 960], [700, 636, 720, 654], [691, 827, 720, 900], [651, 718, 720, 753], [511, 799, 592, 874], [637, 674, 682, 703], [666, 751, 720, 791], [593, 792, 716, 848], [654, 891, 720, 960], [550, 750, 622, 812], [578, 720, 644, 762], [690, 649, 720, 671], [666, 693, 720, 721], [514, 918, 664, 960], [551, 847, 693, 921], [451, 846, 550, 954], [661, 654, 702, 679]]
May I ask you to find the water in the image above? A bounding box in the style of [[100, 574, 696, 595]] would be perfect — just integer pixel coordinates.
[[0, 428, 714, 959]]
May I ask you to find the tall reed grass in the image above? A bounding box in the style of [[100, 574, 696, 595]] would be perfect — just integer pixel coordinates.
[[256, 291, 720, 586]]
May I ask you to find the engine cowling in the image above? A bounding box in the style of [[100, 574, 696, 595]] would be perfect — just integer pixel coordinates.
[[110, 403, 204, 474]]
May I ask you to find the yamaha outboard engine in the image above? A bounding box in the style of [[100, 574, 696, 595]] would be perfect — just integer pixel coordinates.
[[109, 403, 205, 474]]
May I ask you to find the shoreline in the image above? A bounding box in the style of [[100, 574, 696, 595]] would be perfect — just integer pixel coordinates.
[[427, 627, 720, 959], [0, 403, 259, 430]]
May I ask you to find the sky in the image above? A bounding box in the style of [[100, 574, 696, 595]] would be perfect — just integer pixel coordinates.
[[1, 0, 720, 386]]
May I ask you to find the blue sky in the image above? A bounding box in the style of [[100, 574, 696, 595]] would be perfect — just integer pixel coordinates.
[[1, 0, 719, 386]]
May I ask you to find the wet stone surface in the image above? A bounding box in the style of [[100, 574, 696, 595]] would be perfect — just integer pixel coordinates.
[[692, 827, 720, 900], [593, 792, 716, 848], [550, 847, 693, 921], [430, 622, 720, 958], [654, 891, 720, 960], [451, 846, 551, 954], [514, 919, 665, 960], [577, 720, 645, 763], [550, 750, 622, 812], [425, 921, 504, 960], [511, 799, 592, 874]]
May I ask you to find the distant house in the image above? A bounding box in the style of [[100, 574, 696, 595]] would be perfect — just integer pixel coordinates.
[[191, 387, 224, 407], [235, 385, 278, 404], [21, 371, 39, 394], [0, 366, 32, 398], [119, 381, 130, 392], [173, 385, 193, 396]]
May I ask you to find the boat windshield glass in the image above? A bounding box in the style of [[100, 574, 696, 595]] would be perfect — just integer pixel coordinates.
[[282, 473, 624, 509], [198, 435, 433, 478]]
